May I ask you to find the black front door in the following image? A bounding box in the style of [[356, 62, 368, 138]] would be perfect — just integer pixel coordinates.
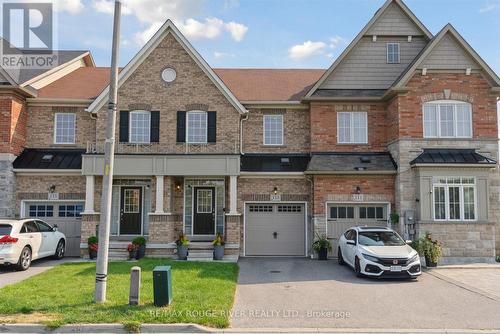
[[193, 187, 215, 235], [120, 187, 142, 235]]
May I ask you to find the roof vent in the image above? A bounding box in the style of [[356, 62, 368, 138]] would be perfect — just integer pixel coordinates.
[[280, 157, 291, 166], [360, 156, 371, 163], [41, 154, 54, 162]]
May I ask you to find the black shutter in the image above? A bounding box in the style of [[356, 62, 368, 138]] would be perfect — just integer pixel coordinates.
[[207, 111, 216, 143], [150, 111, 160, 143], [176, 111, 186, 143], [119, 111, 129, 143]]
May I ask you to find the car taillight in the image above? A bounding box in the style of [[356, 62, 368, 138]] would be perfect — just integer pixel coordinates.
[[0, 235, 18, 243]]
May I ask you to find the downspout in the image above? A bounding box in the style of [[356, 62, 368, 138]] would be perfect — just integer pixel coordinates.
[[305, 173, 314, 258], [239, 113, 249, 155]]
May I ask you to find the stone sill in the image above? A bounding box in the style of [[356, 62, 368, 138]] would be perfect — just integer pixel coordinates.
[[417, 220, 495, 225]]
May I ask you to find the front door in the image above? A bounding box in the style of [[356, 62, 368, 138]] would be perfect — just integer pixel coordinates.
[[120, 187, 142, 235], [193, 187, 215, 235]]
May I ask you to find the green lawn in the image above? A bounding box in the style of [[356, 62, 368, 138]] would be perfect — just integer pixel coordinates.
[[0, 258, 239, 328]]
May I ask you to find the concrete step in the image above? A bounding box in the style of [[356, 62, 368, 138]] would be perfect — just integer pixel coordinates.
[[188, 251, 213, 258], [189, 242, 214, 250]]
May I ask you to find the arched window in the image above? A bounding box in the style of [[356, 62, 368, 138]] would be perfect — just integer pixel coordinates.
[[422, 100, 472, 138]]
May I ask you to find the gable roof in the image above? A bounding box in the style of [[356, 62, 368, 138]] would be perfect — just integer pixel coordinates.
[[393, 24, 500, 88], [304, 0, 432, 99], [87, 20, 247, 114]]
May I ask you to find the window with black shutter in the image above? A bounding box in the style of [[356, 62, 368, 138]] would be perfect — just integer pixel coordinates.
[[119, 110, 129, 143], [207, 111, 216, 143], [150, 111, 160, 143], [176, 111, 186, 143]]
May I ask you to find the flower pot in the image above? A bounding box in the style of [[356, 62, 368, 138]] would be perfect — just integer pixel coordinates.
[[129, 250, 137, 260], [318, 248, 328, 261], [213, 245, 225, 260], [425, 256, 437, 268], [177, 245, 188, 260], [89, 248, 97, 259], [135, 244, 146, 259]]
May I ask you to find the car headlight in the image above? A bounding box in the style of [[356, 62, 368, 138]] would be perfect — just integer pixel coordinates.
[[362, 253, 379, 263], [408, 253, 420, 263]]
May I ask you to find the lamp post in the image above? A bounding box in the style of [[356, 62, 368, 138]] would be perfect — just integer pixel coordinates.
[[94, 0, 121, 303]]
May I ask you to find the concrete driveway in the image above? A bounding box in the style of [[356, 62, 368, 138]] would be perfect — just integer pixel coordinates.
[[0, 258, 77, 288], [231, 258, 500, 329]]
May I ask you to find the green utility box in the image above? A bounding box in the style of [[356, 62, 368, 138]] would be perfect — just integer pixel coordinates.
[[153, 266, 172, 306]]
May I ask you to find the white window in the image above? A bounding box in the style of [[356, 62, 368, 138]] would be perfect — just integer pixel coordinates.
[[433, 177, 476, 221], [187, 111, 207, 144], [387, 43, 400, 64], [129, 111, 150, 143], [423, 101, 472, 138], [54, 113, 76, 144], [263, 115, 283, 146], [337, 112, 368, 144]]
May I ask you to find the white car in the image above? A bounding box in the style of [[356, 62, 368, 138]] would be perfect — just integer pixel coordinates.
[[0, 219, 66, 271], [338, 226, 421, 278]]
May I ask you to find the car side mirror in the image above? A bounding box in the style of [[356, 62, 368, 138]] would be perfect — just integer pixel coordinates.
[[53, 224, 58, 232], [405, 240, 412, 245], [346, 240, 356, 246]]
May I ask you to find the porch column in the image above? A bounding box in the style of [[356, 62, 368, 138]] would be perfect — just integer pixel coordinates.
[[229, 175, 238, 214], [155, 175, 164, 214], [84, 175, 95, 213]]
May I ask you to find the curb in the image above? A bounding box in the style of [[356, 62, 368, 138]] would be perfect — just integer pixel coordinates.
[[2, 324, 500, 334]]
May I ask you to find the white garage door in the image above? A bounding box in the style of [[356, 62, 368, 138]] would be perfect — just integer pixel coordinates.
[[24, 202, 84, 257], [327, 203, 389, 257], [245, 203, 306, 256]]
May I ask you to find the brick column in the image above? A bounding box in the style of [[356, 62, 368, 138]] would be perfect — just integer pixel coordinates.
[[148, 214, 175, 244], [80, 213, 100, 257]]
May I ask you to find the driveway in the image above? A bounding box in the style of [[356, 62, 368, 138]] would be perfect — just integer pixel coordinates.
[[0, 258, 77, 288], [231, 258, 500, 329]]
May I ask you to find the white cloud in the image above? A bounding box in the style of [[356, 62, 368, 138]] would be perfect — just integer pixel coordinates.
[[329, 36, 345, 49], [55, 0, 84, 15], [214, 51, 235, 60], [94, 0, 248, 45], [288, 41, 327, 61], [479, 2, 500, 13], [225, 21, 248, 42]]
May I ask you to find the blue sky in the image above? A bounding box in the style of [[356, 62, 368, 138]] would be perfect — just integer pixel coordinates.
[[2, 0, 500, 72]]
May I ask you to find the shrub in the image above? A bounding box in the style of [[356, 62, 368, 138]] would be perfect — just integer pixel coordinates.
[[175, 234, 189, 246], [413, 232, 442, 263], [212, 234, 225, 246], [312, 233, 332, 252], [87, 236, 98, 246], [132, 236, 146, 246]]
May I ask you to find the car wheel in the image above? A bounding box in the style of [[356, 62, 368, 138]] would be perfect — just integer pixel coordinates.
[[338, 247, 345, 265], [354, 257, 363, 278], [54, 239, 65, 260], [16, 246, 32, 271]]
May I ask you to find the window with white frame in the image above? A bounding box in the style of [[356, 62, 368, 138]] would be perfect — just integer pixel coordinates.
[[337, 112, 368, 144], [187, 111, 207, 143], [54, 113, 76, 144], [433, 177, 476, 221], [263, 115, 283, 145], [129, 111, 151, 143], [387, 43, 400, 64], [423, 101, 472, 138]]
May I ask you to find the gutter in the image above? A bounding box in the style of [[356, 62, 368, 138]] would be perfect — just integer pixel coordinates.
[[26, 98, 93, 107], [304, 170, 397, 175], [13, 169, 82, 175], [410, 163, 497, 168]]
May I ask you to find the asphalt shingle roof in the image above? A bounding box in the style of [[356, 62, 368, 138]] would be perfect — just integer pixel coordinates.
[[306, 152, 397, 173]]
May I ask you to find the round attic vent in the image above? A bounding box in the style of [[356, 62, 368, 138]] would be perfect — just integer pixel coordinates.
[[161, 67, 177, 83]]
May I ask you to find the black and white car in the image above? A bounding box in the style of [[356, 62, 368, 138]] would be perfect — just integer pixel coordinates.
[[0, 219, 66, 271], [338, 226, 421, 278]]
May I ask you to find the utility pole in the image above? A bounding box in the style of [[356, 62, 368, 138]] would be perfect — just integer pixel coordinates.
[[94, 0, 121, 303]]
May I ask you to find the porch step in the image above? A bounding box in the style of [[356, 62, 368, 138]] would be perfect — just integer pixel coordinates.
[[187, 249, 214, 261], [188, 242, 214, 250]]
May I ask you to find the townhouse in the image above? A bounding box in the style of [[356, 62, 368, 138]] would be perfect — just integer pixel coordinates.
[[1, 0, 499, 263]]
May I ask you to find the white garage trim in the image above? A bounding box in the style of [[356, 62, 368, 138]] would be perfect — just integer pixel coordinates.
[[324, 200, 391, 238], [243, 201, 308, 257], [20, 199, 85, 218]]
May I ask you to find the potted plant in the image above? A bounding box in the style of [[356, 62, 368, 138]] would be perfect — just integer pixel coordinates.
[[87, 236, 98, 259], [413, 232, 442, 267], [127, 243, 138, 260], [212, 234, 225, 260], [312, 234, 332, 261], [132, 236, 147, 259], [175, 234, 189, 260]]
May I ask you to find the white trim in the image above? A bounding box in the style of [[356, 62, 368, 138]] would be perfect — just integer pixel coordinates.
[[128, 110, 151, 144], [305, 0, 433, 98], [191, 185, 216, 236], [115, 185, 146, 236], [54, 113, 76, 145], [336, 111, 368, 144], [422, 100, 473, 139], [27, 98, 93, 107], [186, 111, 208, 144], [229, 175, 238, 215], [86, 20, 247, 114], [155, 175, 164, 214], [263, 114, 284, 146], [84, 175, 95, 214], [20, 199, 85, 219], [386, 43, 401, 64], [431, 177, 477, 222], [243, 201, 308, 257]]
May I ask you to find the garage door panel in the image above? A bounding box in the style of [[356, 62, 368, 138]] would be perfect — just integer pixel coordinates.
[[245, 203, 305, 256]]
